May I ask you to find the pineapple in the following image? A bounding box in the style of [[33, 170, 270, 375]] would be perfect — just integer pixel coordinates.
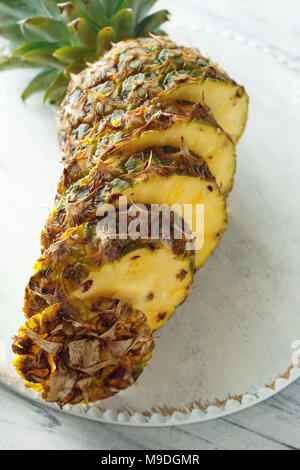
[[0, 1, 249, 405], [43, 143, 227, 270], [0, 2, 248, 154]]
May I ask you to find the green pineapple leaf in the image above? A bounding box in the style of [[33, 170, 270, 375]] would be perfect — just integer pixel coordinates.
[[22, 17, 70, 43], [124, 0, 157, 25], [0, 23, 37, 44], [136, 9, 169, 36], [100, 0, 122, 19], [23, 45, 65, 68], [41, 1, 61, 19], [57, 2, 87, 24], [73, 0, 108, 27], [64, 60, 86, 76], [13, 41, 62, 57], [0, 53, 38, 70], [0, 1, 45, 23]]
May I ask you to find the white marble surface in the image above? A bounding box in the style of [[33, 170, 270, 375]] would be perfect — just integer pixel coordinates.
[[0, 0, 299, 450]]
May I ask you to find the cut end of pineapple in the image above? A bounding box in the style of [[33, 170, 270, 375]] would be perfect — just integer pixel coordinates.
[[12, 300, 155, 406]]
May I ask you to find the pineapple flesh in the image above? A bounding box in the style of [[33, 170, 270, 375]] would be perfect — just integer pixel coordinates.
[[57, 37, 248, 160]]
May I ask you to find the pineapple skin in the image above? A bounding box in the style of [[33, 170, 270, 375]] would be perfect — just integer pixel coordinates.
[[56, 37, 248, 161], [44, 138, 218, 241]]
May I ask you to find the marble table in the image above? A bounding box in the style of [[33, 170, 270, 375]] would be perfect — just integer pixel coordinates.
[[0, 0, 299, 450]]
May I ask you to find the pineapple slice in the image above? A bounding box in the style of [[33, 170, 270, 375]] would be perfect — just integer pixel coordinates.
[[43, 146, 227, 270], [13, 300, 154, 406], [3, 6, 249, 406], [159, 80, 248, 146], [58, 102, 236, 196], [28, 211, 194, 332], [57, 37, 248, 160]]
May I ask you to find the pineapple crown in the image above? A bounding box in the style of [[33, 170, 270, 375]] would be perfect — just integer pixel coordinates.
[[0, 0, 169, 104]]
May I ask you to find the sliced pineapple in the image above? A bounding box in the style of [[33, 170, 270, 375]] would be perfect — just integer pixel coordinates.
[[43, 146, 227, 270], [29, 211, 194, 332], [58, 102, 236, 196], [73, 245, 193, 332], [6, 12, 249, 406], [16, 207, 194, 405], [57, 36, 248, 160], [13, 300, 154, 406], [118, 176, 226, 271]]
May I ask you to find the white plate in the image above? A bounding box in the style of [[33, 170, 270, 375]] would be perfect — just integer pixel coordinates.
[[1, 24, 300, 426]]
